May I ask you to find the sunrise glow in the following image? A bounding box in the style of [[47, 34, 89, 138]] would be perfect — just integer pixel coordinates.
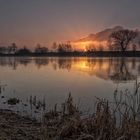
[[71, 58, 110, 77], [71, 40, 108, 51]]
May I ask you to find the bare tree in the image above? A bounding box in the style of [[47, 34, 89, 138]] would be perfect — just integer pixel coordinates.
[[57, 43, 72, 53], [52, 42, 58, 52], [132, 44, 137, 52], [86, 44, 96, 52], [34, 44, 48, 54], [8, 43, 18, 54], [110, 29, 137, 52]]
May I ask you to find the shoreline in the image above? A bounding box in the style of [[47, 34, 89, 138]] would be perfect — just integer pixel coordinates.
[[0, 51, 140, 57], [0, 91, 140, 140], [0, 109, 42, 140]]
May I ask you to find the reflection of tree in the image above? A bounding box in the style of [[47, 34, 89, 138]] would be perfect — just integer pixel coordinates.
[[132, 58, 136, 69], [0, 57, 139, 83], [87, 59, 97, 69], [34, 58, 49, 69], [18, 58, 32, 66], [0, 57, 18, 70], [86, 58, 104, 73], [0, 83, 7, 94], [110, 58, 136, 83], [57, 58, 72, 71], [138, 64, 140, 75], [0, 57, 50, 70], [98, 59, 103, 69], [0, 57, 31, 69]]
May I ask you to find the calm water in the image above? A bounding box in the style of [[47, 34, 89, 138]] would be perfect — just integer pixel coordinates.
[[0, 57, 140, 116]]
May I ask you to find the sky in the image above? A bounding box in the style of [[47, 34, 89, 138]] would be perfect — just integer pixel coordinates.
[[0, 0, 140, 48]]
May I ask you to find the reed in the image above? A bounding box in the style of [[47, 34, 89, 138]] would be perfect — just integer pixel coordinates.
[[0, 82, 140, 139], [41, 83, 140, 140]]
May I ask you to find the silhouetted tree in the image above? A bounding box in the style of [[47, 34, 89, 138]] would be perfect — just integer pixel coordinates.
[[16, 46, 31, 55], [132, 44, 137, 52], [0, 47, 7, 54], [57, 43, 72, 53], [34, 44, 48, 54], [108, 39, 120, 51], [86, 44, 96, 52], [110, 29, 137, 52], [8, 43, 17, 54], [57, 44, 64, 53], [52, 42, 58, 52]]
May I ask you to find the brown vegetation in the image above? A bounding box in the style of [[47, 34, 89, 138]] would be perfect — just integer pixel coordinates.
[[41, 84, 140, 140], [0, 82, 140, 140]]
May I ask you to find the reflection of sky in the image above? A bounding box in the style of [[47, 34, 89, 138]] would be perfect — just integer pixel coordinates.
[[0, 57, 139, 111], [0, 0, 140, 47]]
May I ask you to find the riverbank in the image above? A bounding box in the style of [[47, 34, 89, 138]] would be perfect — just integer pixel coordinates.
[[0, 109, 42, 140], [0, 51, 140, 57], [0, 92, 140, 140]]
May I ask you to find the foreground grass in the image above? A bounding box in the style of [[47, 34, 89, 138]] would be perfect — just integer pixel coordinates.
[[0, 83, 140, 140], [0, 109, 42, 140], [42, 92, 140, 140]]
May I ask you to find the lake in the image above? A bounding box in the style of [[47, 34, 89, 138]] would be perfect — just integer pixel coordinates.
[[0, 57, 140, 117]]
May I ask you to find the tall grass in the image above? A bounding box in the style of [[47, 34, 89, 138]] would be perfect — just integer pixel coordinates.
[[41, 82, 140, 140]]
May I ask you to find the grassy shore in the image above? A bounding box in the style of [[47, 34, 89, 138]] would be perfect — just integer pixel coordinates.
[[0, 109, 42, 140], [0, 85, 140, 140], [0, 81, 140, 140]]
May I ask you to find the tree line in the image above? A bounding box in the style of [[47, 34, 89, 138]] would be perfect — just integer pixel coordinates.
[[0, 29, 139, 55], [0, 42, 74, 55]]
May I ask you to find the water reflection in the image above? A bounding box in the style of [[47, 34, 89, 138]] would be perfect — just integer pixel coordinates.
[[109, 58, 137, 83], [0, 57, 139, 83], [0, 57, 140, 119], [0, 57, 140, 82]]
